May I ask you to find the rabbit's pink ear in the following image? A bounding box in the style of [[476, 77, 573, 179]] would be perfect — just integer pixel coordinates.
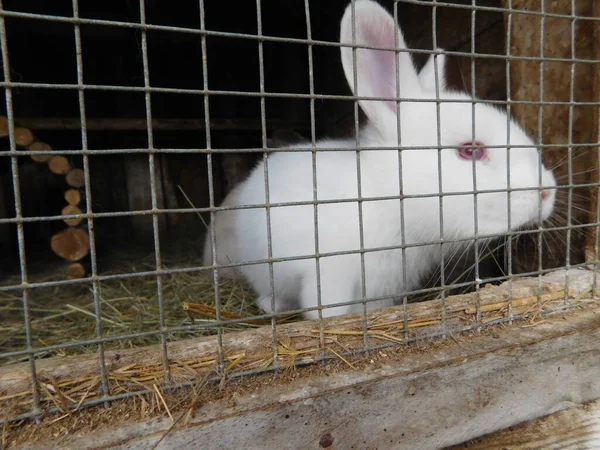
[[340, 0, 422, 124], [419, 49, 448, 93]]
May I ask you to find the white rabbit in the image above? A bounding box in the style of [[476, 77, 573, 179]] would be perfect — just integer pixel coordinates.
[[202, 129, 306, 280], [202, 0, 556, 319]]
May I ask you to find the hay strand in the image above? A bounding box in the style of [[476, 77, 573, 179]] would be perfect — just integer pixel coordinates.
[[329, 347, 356, 370]]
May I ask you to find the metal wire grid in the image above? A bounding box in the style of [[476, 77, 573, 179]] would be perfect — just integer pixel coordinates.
[[0, 0, 597, 423]]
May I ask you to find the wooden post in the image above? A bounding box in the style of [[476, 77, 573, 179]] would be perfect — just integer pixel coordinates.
[[584, 1, 600, 263], [503, 0, 599, 270]]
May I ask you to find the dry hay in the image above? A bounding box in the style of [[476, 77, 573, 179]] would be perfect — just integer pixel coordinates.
[[0, 245, 480, 367], [0, 250, 260, 366]]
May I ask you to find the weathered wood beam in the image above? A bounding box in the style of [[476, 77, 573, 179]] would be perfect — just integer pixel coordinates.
[[10, 117, 310, 132], [2, 269, 600, 449], [503, 0, 600, 268]]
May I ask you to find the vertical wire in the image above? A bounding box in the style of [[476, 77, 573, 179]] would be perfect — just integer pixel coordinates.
[[255, 0, 279, 365], [71, 0, 110, 402], [504, 0, 514, 320], [303, 0, 325, 356], [469, 0, 482, 327], [0, 0, 41, 417], [537, 0, 547, 307], [432, 3, 447, 336], [138, 0, 170, 382], [594, 7, 600, 298], [349, 0, 370, 348], [564, 0, 576, 306], [199, 0, 225, 372], [393, 3, 409, 343]]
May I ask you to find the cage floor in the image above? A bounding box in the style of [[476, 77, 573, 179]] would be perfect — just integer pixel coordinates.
[[0, 248, 260, 366]]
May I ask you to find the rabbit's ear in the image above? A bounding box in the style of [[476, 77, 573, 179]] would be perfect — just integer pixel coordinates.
[[339, 0, 422, 124], [419, 49, 448, 93]]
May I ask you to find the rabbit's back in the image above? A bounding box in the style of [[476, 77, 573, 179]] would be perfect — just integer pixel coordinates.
[[230, 140, 440, 313], [233, 139, 413, 258]]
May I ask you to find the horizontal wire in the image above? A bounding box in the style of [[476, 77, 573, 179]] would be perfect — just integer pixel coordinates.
[[2, 80, 600, 104]]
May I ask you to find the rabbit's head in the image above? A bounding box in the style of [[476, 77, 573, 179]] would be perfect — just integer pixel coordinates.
[[339, 0, 556, 239]]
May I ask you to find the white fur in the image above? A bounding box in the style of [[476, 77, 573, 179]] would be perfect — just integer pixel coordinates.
[[202, 183, 244, 280], [202, 0, 557, 319], [419, 48, 447, 92]]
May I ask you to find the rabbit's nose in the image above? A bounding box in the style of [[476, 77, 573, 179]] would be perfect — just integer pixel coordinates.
[[541, 189, 551, 201]]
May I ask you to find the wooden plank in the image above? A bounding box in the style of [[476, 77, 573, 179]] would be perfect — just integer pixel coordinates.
[[14, 301, 600, 450], [2, 269, 600, 449], [10, 117, 310, 132], [503, 0, 598, 272], [584, 1, 600, 263], [449, 399, 600, 449], [1, 268, 595, 397]]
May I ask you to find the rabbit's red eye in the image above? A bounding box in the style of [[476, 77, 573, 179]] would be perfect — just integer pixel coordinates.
[[457, 141, 488, 161]]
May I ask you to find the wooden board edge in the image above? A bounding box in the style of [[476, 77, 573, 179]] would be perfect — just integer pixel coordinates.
[[25, 303, 600, 450], [0, 269, 596, 397], [448, 399, 600, 449]]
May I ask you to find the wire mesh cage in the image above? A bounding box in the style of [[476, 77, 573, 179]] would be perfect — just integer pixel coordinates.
[[1, 0, 599, 447]]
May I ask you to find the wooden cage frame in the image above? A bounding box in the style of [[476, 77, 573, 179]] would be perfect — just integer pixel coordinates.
[[2, 0, 600, 448], [1, 269, 599, 448]]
